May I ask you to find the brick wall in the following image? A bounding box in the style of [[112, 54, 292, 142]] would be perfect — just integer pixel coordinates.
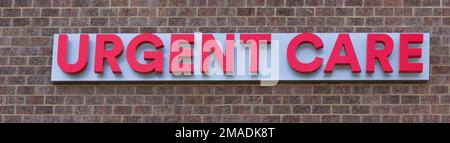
[[0, 0, 449, 123]]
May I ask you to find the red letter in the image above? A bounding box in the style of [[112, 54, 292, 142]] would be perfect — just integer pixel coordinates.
[[324, 34, 361, 73], [366, 34, 394, 73], [95, 34, 123, 74], [240, 34, 271, 74], [287, 33, 324, 73], [126, 33, 164, 74], [399, 34, 423, 73], [170, 34, 194, 74], [202, 34, 235, 74], [57, 34, 89, 74]]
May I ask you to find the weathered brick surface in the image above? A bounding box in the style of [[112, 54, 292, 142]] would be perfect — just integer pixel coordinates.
[[0, 0, 449, 123]]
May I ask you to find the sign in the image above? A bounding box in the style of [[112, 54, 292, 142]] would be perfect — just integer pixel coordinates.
[[51, 33, 429, 85]]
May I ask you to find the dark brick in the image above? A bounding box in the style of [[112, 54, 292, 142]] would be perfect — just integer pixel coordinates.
[[193, 106, 211, 114], [286, 0, 304, 6], [342, 115, 361, 123], [322, 115, 340, 123], [162, 95, 183, 104], [35, 106, 53, 114], [232, 106, 251, 114], [382, 115, 401, 123], [313, 86, 332, 94], [14, 0, 31, 7], [382, 96, 400, 104], [237, 8, 255, 16], [345, 0, 363, 6], [45, 96, 65, 104], [65, 96, 84, 105], [42, 8, 60, 16], [13, 18, 31, 26], [92, 106, 112, 115], [54, 106, 73, 114], [276, 8, 294, 16], [403, 0, 422, 7], [402, 115, 421, 123], [94, 86, 115, 95], [385, 0, 402, 6], [312, 106, 331, 114], [168, 0, 187, 6], [0, 0, 12, 7], [322, 96, 341, 104], [421, 96, 440, 104], [296, 8, 314, 16], [293, 106, 311, 114], [362, 115, 381, 123], [73, 106, 91, 115], [305, 0, 323, 6], [431, 86, 448, 94], [72, 0, 90, 7], [114, 106, 132, 114], [53, 0, 71, 7], [56, 86, 95, 95], [316, 8, 334, 16], [16, 106, 34, 114], [351, 106, 370, 114], [342, 96, 360, 104], [0, 106, 15, 114]]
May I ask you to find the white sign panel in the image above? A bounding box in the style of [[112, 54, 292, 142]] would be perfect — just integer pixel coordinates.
[[51, 33, 429, 84]]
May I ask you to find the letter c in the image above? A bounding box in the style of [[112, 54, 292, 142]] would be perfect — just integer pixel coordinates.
[[287, 33, 324, 73]]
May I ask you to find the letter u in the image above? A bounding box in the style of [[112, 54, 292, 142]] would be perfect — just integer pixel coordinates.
[[57, 34, 89, 74]]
